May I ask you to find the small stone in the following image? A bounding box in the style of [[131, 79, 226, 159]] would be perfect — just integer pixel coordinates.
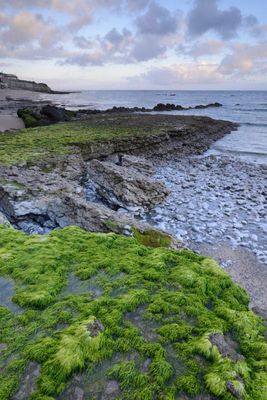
[[104, 380, 120, 396]]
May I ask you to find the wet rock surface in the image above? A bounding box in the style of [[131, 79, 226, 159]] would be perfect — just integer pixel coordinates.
[[0, 277, 22, 314], [12, 362, 40, 400], [209, 333, 243, 362]]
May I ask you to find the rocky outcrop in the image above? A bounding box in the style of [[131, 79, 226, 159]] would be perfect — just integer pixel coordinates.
[[87, 159, 169, 210], [17, 102, 223, 129], [17, 105, 76, 127], [0, 113, 235, 246], [0, 153, 175, 245], [153, 102, 222, 111], [77, 115, 237, 161], [79, 102, 223, 115]]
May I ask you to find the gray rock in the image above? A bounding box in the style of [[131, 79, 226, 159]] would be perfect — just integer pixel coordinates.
[[0, 211, 11, 226], [87, 159, 169, 211], [120, 154, 154, 176], [12, 362, 40, 400]]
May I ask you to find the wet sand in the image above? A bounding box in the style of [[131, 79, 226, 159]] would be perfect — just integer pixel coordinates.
[[0, 89, 43, 131], [197, 242, 267, 315]]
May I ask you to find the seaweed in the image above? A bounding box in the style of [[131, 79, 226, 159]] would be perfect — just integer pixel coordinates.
[[0, 224, 266, 399]]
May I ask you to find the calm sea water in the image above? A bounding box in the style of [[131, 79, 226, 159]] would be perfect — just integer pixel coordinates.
[[41, 90, 267, 164]]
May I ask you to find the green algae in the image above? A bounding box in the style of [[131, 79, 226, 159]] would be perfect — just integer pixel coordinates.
[[0, 122, 157, 166], [133, 227, 172, 248], [0, 224, 266, 399]]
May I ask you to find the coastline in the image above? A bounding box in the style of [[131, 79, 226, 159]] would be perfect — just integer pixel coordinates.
[[0, 94, 266, 399], [0, 92, 266, 314], [0, 89, 43, 131]]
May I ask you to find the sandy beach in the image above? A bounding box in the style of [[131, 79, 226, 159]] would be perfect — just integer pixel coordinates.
[[0, 89, 43, 132]]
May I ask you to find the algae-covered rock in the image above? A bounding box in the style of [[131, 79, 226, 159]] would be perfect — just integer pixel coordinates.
[[17, 107, 50, 128], [0, 224, 266, 400]]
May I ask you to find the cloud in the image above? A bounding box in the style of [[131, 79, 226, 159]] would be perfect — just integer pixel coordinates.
[[179, 39, 225, 58], [64, 28, 134, 66], [130, 35, 166, 61], [187, 0, 242, 39], [0, 11, 64, 58], [218, 43, 267, 76], [136, 1, 179, 35], [132, 63, 224, 87], [65, 25, 168, 65], [61, 51, 105, 66]]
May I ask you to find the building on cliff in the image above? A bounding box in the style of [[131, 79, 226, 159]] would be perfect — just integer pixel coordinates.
[[0, 72, 52, 93]]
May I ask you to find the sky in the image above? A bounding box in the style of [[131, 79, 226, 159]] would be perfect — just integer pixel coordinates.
[[0, 0, 267, 90]]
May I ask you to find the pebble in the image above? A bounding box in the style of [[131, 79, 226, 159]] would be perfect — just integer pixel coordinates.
[[144, 155, 267, 266]]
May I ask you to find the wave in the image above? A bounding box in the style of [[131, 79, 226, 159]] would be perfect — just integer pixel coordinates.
[[235, 108, 267, 112], [213, 145, 267, 156], [242, 122, 267, 127]]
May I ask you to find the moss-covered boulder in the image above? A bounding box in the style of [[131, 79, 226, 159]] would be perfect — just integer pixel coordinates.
[[0, 225, 266, 399], [17, 108, 50, 128]]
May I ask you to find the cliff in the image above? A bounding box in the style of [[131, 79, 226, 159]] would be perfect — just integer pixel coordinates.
[[0, 72, 52, 93]]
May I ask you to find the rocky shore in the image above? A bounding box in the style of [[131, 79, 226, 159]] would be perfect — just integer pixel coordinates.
[[0, 113, 236, 234], [15, 101, 223, 128], [0, 110, 266, 400], [1, 111, 266, 312]]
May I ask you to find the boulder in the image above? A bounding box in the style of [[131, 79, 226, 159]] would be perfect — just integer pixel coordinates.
[[87, 159, 169, 210], [41, 105, 72, 123], [17, 107, 50, 128]]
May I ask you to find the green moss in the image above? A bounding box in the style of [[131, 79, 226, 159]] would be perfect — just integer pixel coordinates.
[[0, 121, 162, 166], [0, 224, 266, 399], [0, 180, 25, 189], [17, 108, 44, 128], [133, 227, 172, 248], [103, 219, 121, 233]]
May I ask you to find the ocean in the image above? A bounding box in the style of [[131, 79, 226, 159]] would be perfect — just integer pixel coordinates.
[[40, 90, 267, 164]]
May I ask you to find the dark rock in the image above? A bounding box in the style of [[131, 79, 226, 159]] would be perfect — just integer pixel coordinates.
[[17, 107, 50, 128], [41, 105, 72, 123], [209, 333, 244, 362], [195, 102, 222, 109], [12, 362, 40, 400], [103, 380, 120, 398], [87, 159, 169, 210], [226, 380, 244, 399], [87, 320, 104, 337]]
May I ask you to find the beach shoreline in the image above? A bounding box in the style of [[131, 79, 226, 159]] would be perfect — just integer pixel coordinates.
[[0, 89, 43, 131], [0, 93, 266, 314]]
